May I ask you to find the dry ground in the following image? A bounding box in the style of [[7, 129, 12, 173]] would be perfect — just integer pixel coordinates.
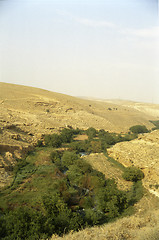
[[108, 130, 159, 194], [0, 82, 157, 140]]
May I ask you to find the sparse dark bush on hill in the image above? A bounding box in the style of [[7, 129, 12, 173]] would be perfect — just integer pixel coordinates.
[[129, 125, 149, 134], [122, 167, 144, 182]]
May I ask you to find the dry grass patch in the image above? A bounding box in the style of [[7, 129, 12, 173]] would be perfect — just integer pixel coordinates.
[[74, 134, 88, 141]]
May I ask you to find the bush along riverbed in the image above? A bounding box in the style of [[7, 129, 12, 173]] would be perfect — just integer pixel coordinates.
[[0, 127, 145, 239]]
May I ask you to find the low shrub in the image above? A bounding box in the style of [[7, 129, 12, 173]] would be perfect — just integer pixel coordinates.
[[122, 167, 144, 182], [129, 125, 149, 134]]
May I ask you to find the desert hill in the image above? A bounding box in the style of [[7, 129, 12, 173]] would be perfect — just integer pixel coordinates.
[[1, 82, 159, 239], [108, 130, 159, 196], [0, 82, 158, 138], [0, 82, 159, 186]]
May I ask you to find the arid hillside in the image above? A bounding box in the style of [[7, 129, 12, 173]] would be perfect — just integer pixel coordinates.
[[108, 130, 159, 197], [0, 82, 159, 186], [0, 83, 158, 137]]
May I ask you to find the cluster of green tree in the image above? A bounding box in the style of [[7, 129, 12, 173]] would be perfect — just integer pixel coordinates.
[[39, 125, 150, 154], [37, 125, 152, 160], [0, 153, 144, 238], [0, 126, 145, 239], [85, 126, 150, 150], [83, 127, 140, 152], [44, 128, 82, 148]]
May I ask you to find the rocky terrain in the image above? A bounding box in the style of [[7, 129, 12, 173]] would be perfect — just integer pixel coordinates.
[[1, 82, 159, 239], [108, 130, 159, 197]]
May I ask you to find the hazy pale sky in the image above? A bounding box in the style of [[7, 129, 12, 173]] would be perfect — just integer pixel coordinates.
[[0, 0, 159, 103]]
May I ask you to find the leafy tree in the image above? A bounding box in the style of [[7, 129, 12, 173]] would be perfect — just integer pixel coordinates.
[[69, 141, 86, 153], [44, 134, 62, 147], [1, 207, 46, 240], [98, 131, 116, 146], [60, 128, 74, 143], [61, 151, 79, 167], [88, 140, 102, 153], [75, 159, 93, 174], [84, 208, 103, 225], [122, 167, 144, 182], [98, 129, 106, 137], [86, 127, 97, 139], [66, 164, 83, 185], [129, 125, 149, 134], [50, 151, 63, 162]]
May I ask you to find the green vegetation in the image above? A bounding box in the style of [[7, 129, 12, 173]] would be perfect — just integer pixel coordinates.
[[0, 127, 145, 239], [86, 127, 97, 139], [44, 133, 62, 147], [122, 166, 144, 182], [129, 125, 149, 134]]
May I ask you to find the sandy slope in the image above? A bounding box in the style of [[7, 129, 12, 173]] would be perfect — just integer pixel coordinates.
[[0, 82, 158, 139], [108, 130, 159, 197]]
